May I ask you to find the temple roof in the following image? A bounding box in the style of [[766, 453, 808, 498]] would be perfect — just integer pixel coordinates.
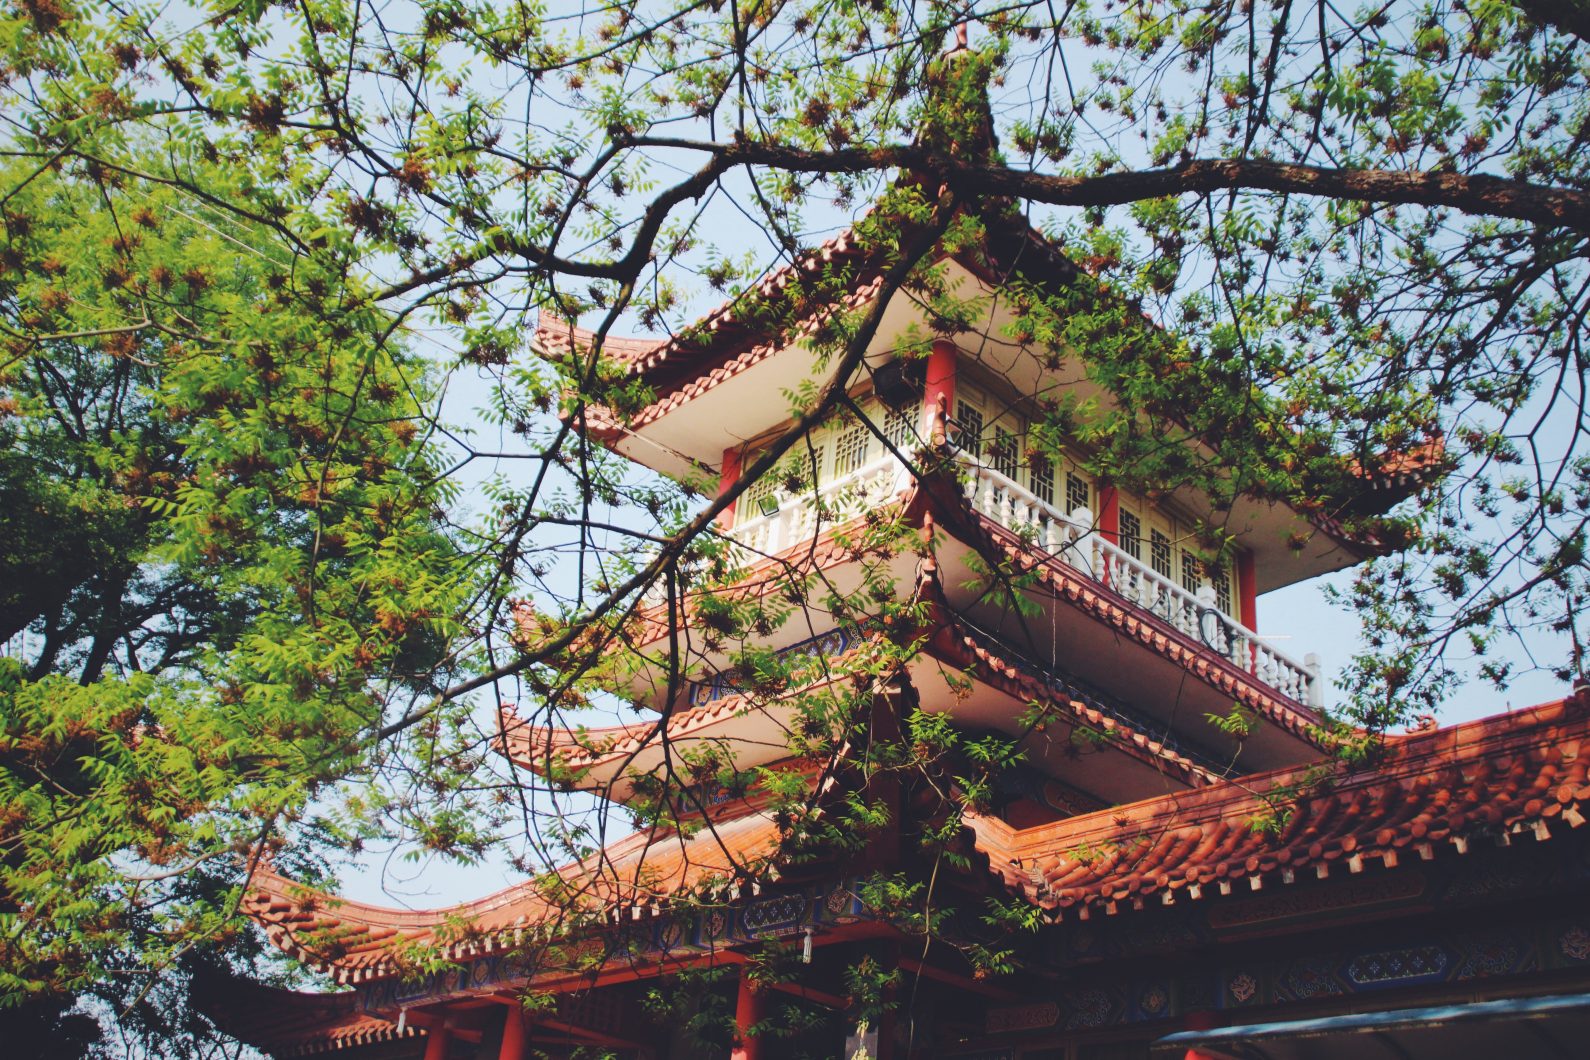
[[243, 784, 828, 984], [969, 687, 1590, 920], [194, 976, 421, 1056], [249, 686, 1590, 994], [925, 609, 1222, 789], [961, 508, 1323, 738], [497, 633, 882, 794], [505, 544, 1233, 798], [535, 225, 877, 401]]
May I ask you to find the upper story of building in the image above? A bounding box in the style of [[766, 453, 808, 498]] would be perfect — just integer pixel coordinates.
[[524, 197, 1436, 817]]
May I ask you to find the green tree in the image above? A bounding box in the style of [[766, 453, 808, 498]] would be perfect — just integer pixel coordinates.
[[0, 0, 1587, 1049], [0, 156, 478, 1049]]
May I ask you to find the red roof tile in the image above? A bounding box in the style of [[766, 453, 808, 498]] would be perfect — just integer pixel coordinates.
[[968, 689, 1590, 919], [531, 224, 874, 395], [244, 781, 833, 983], [194, 976, 423, 1056]]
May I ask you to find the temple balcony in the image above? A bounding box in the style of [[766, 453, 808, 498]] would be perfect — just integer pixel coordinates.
[[702, 448, 1323, 715], [726, 450, 909, 562], [957, 460, 1325, 711]]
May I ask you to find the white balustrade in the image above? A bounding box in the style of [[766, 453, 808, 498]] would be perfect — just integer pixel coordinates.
[[961, 461, 1322, 709], [638, 457, 907, 610], [666, 453, 1322, 708], [724, 453, 909, 569]]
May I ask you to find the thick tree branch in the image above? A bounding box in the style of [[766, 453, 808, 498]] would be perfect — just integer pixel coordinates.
[[632, 138, 1590, 235]]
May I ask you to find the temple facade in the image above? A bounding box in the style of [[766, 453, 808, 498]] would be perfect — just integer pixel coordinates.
[[219, 177, 1590, 1059]]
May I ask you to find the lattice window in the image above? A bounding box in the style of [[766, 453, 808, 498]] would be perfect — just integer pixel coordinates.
[[1030, 456, 1055, 506], [832, 425, 869, 477], [804, 443, 826, 489], [955, 399, 984, 457], [1180, 549, 1202, 596], [990, 426, 1019, 478], [1066, 471, 1092, 516], [1150, 529, 1172, 578], [883, 401, 921, 451], [739, 472, 777, 524], [1210, 566, 1233, 614], [1119, 509, 1143, 561]]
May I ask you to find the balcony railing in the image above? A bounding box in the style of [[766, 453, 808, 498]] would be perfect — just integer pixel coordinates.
[[961, 461, 1323, 709], [727, 453, 909, 563], [640, 454, 911, 609], [688, 452, 1321, 711]]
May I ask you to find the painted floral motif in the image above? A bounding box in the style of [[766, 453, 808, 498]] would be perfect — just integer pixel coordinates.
[[1228, 973, 1258, 1003], [1062, 988, 1114, 1028], [1559, 926, 1590, 962], [1283, 960, 1343, 1000], [1457, 935, 1522, 978], [1345, 945, 1448, 986], [1138, 984, 1168, 1016]]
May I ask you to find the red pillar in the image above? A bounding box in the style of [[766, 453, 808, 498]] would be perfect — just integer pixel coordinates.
[[717, 444, 743, 529], [1182, 1007, 1221, 1060], [422, 1022, 452, 1060], [923, 340, 957, 441], [498, 1001, 526, 1060], [1237, 550, 1257, 630], [1095, 484, 1120, 544], [731, 965, 766, 1060]]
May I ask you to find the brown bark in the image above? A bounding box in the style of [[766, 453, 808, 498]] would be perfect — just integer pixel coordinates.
[[635, 138, 1590, 236]]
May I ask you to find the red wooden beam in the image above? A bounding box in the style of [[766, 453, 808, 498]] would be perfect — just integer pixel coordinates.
[[767, 980, 849, 1010], [719, 444, 744, 529]]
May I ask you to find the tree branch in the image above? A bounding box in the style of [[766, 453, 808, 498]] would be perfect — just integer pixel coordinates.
[[372, 186, 961, 741], [630, 138, 1590, 235]]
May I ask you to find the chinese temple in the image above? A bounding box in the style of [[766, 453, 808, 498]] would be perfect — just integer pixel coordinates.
[[216, 51, 1590, 1060]]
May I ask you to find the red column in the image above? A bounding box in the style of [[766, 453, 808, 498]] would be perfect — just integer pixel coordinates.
[[1238, 550, 1257, 630], [1095, 484, 1120, 544], [1238, 550, 1258, 672], [717, 444, 743, 529], [422, 1022, 452, 1060], [498, 1002, 526, 1060], [1182, 1007, 1221, 1060], [923, 340, 957, 441], [731, 966, 765, 1060]]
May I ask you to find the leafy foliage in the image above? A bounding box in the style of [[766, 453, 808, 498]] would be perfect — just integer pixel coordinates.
[[0, 0, 1586, 1049]]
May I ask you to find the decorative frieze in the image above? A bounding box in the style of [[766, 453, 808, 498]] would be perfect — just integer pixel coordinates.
[[356, 877, 874, 1015]]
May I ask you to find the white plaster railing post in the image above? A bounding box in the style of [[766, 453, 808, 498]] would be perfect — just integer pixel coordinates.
[[1070, 506, 1095, 576], [1304, 652, 1324, 710]]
